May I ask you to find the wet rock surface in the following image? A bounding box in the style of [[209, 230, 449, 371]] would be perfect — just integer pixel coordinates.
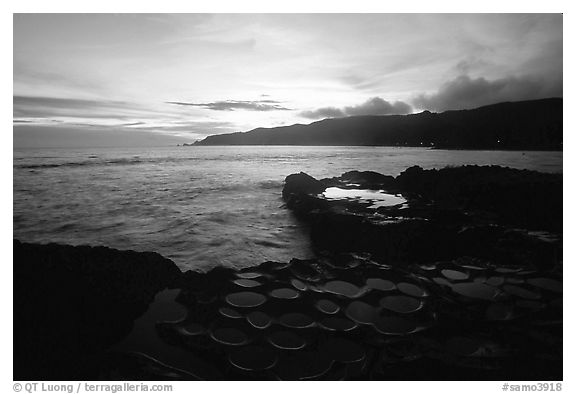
[[13, 240, 182, 380], [152, 255, 562, 380], [395, 166, 562, 232], [13, 165, 562, 380], [283, 166, 562, 269]]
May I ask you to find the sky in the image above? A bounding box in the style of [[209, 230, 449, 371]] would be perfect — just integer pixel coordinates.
[[13, 13, 563, 147]]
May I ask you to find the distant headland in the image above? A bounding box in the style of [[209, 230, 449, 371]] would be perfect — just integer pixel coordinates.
[[193, 98, 562, 151]]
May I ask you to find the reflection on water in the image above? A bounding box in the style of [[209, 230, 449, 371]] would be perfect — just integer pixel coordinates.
[[323, 187, 407, 208], [13, 146, 562, 271], [113, 289, 219, 379]]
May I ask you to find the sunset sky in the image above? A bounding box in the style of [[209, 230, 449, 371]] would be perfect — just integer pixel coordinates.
[[13, 13, 562, 146]]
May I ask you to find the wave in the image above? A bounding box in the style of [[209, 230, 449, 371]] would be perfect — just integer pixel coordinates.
[[15, 158, 146, 169], [13, 155, 215, 170], [192, 182, 285, 195], [256, 180, 284, 189], [14, 154, 285, 171]]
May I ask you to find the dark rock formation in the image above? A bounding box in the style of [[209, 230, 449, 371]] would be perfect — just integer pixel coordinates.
[[13, 240, 182, 380], [282, 172, 326, 199], [282, 165, 562, 269], [152, 253, 563, 380], [339, 171, 397, 189], [195, 98, 562, 151], [396, 165, 562, 232], [13, 164, 563, 380]]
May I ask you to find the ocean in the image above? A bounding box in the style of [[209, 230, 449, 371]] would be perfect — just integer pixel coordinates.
[[13, 146, 562, 272]]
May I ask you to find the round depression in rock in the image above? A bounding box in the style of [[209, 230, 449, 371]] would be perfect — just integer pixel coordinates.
[[441, 269, 470, 281], [247, 311, 272, 329], [268, 331, 307, 350], [380, 295, 423, 314], [232, 279, 262, 288], [373, 316, 418, 335], [278, 313, 315, 329], [318, 317, 357, 332], [225, 291, 267, 308], [291, 279, 308, 291], [460, 264, 486, 271], [229, 346, 277, 371], [180, 322, 206, 336], [397, 282, 428, 298], [323, 280, 363, 298], [219, 307, 244, 319], [345, 301, 378, 324], [315, 299, 340, 314], [210, 327, 248, 346], [432, 277, 453, 288], [236, 272, 263, 279], [451, 282, 498, 301], [366, 278, 396, 292], [269, 288, 300, 300]]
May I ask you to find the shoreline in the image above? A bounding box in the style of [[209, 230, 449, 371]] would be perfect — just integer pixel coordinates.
[[13, 164, 563, 380], [182, 144, 563, 153]]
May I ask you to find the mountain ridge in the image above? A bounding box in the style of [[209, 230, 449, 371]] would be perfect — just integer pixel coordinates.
[[194, 98, 562, 150]]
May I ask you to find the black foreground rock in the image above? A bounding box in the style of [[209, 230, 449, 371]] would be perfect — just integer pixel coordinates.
[[13, 240, 182, 380], [161, 255, 562, 380], [284, 166, 562, 269], [13, 165, 562, 380]]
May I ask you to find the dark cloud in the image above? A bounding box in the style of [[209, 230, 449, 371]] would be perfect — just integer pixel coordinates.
[[13, 95, 140, 119], [412, 75, 562, 112], [117, 122, 146, 127], [14, 95, 130, 110], [301, 97, 413, 119], [13, 95, 191, 131], [453, 57, 490, 75], [14, 116, 235, 145], [345, 97, 412, 116], [11, 95, 232, 140], [300, 107, 345, 119], [13, 95, 222, 135], [166, 100, 291, 111]]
